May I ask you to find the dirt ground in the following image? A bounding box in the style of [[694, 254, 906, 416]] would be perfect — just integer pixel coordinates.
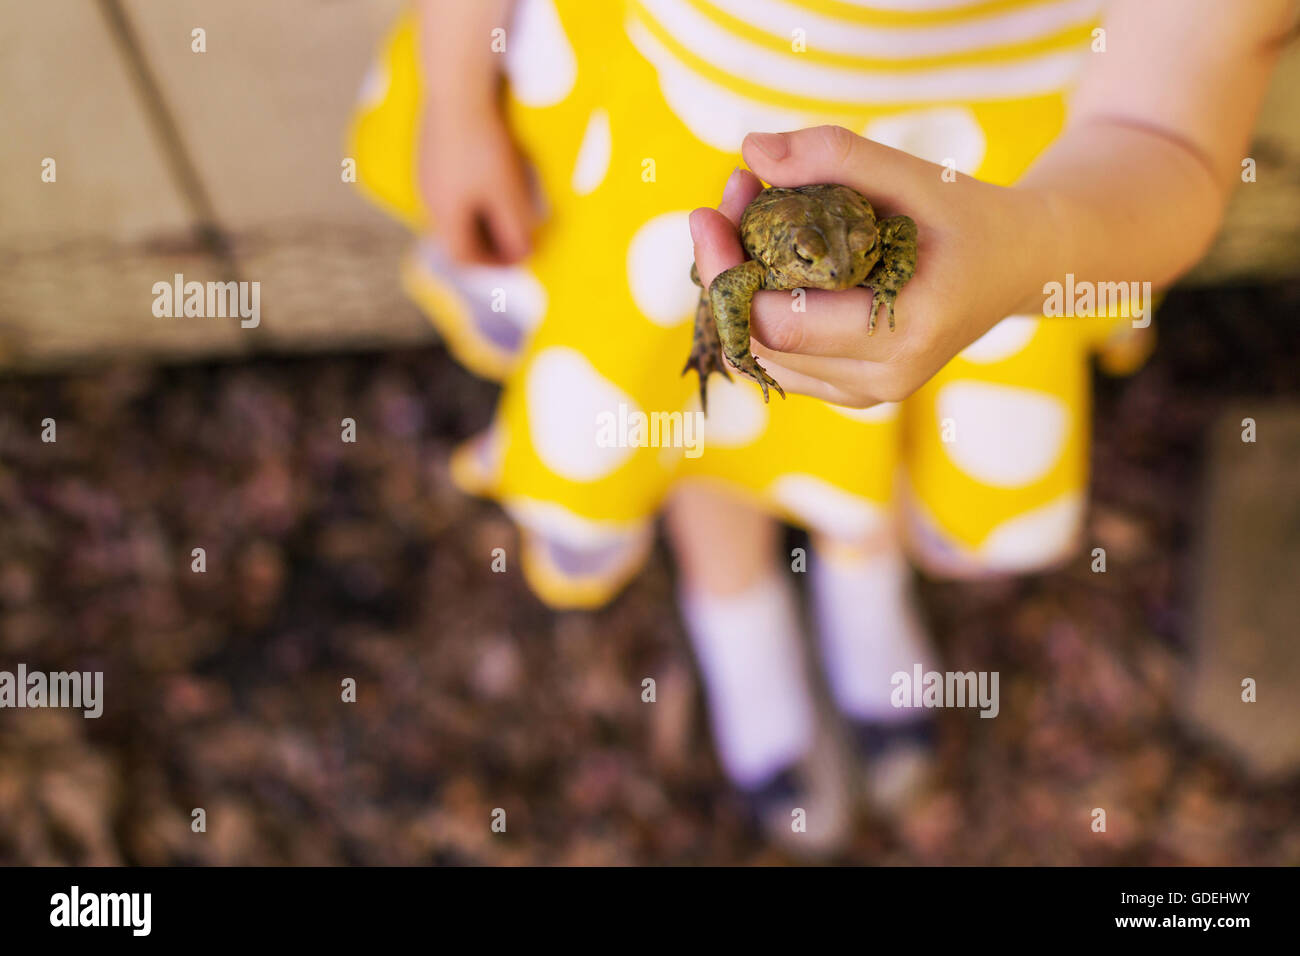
[[2, 281, 1299, 865]]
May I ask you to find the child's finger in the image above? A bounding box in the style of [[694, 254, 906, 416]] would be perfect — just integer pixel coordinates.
[[484, 195, 532, 263], [745, 356, 882, 409], [749, 287, 913, 361], [437, 204, 491, 264], [687, 168, 759, 285], [749, 337, 875, 389], [689, 206, 747, 287], [718, 167, 764, 224], [741, 125, 946, 207]]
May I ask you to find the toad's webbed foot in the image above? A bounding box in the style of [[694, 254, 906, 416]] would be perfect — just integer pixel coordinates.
[[725, 349, 785, 403], [863, 215, 918, 335], [682, 289, 730, 414]]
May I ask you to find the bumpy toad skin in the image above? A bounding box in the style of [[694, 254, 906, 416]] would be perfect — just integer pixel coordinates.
[[684, 183, 917, 411]]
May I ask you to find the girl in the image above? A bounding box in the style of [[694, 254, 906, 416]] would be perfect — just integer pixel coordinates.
[[350, 0, 1294, 854]]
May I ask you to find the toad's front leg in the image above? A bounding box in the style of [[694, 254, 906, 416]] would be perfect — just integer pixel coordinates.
[[707, 259, 785, 403], [863, 215, 918, 334]]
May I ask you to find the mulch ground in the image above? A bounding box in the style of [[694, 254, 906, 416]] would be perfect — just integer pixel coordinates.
[[2, 281, 1298, 865]]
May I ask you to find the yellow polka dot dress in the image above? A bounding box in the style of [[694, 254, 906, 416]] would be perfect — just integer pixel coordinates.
[[349, 0, 1152, 608]]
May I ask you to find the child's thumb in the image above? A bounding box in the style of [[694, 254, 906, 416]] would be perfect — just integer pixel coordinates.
[[741, 125, 941, 203], [688, 207, 746, 288]]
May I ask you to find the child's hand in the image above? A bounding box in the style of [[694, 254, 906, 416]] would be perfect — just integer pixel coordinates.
[[418, 105, 540, 266], [690, 126, 1057, 408]]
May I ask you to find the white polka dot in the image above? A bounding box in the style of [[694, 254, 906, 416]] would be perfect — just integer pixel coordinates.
[[769, 475, 887, 540], [572, 109, 611, 195], [864, 107, 987, 175], [691, 377, 769, 446], [527, 348, 636, 481], [828, 401, 901, 423], [627, 212, 697, 327], [980, 492, 1084, 568], [937, 382, 1068, 487], [959, 316, 1038, 364], [505, 0, 577, 107]]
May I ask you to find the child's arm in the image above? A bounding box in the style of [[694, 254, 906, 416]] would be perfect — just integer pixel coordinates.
[[690, 0, 1297, 408], [1018, 0, 1297, 310], [415, 0, 538, 264]]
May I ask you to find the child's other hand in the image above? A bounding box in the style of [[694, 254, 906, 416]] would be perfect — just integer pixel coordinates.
[[690, 126, 1056, 408], [418, 106, 541, 266]]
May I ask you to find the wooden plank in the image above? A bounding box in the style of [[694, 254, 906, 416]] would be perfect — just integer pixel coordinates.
[[2, 237, 248, 370], [0, 224, 432, 372]]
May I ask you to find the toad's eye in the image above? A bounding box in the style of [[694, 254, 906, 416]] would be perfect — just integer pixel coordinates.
[[792, 228, 826, 264], [848, 226, 876, 255]]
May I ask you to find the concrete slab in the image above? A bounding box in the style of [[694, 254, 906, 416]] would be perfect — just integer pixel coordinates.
[[121, 0, 404, 229], [0, 1, 192, 242], [1184, 404, 1300, 780]]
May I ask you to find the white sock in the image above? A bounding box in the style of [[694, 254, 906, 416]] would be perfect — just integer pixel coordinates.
[[811, 545, 937, 723], [679, 574, 815, 789]]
